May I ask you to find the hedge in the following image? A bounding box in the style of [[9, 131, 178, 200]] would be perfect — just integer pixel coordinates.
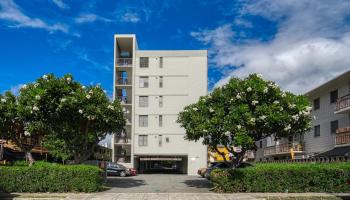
[[0, 161, 104, 192], [211, 163, 350, 193]]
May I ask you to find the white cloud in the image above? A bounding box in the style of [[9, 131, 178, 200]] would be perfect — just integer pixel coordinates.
[[191, 0, 350, 94], [121, 12, 140, 23], [75, 13, 112, 24], [0, 0, 68, 33], [52, 0, 69, 10]]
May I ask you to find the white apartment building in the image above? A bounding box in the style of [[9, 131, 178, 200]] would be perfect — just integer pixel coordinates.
[[255, 70, 350, 161], [111, 34, 208, 175]]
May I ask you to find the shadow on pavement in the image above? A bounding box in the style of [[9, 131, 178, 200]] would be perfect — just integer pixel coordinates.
[[182, 178, 211, 189], [106, 177, 147, 188], [0, 193, 21, 200]]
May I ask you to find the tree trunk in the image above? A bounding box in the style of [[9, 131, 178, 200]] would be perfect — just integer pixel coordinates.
[[25, 151, 35, 166]]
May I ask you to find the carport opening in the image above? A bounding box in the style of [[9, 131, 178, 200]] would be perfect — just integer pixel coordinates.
[[136, 156, 188, 174]]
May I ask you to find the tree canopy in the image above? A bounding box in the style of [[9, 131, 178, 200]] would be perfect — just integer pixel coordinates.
[[177, 74, 312, 166]]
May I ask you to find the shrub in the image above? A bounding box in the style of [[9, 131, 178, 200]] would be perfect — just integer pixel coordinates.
[[211, 163, 350, 193], [0, 161, 104, 192]]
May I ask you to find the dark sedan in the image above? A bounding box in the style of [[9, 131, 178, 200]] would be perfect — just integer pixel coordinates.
[[106, 163, 130, 177], [205, 162, 253, 179]]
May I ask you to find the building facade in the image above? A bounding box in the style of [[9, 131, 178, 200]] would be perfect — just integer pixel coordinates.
[[111, 34, 208, 175], [255, 70, 350, 161]]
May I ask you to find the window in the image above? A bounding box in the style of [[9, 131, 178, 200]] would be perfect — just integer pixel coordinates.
[[159, 115, 163, 127], [139, 96, 148, 107], [330, 120, 338, 134], [166, 137, 169, 143], [158, 135, 162, 147], [140, 57, 149, 68], [330, 90, 338, 104], [139, 115, 148, 127], [138, 135, 148, 146], [159, 76, 163, 88], [159, 57, 163, 68], [313, 98, 320, 110], [159, 96, 163, 107], [259, 140, 263, 148], [139, 76, 149, 88], [314, 125, 320, 137]]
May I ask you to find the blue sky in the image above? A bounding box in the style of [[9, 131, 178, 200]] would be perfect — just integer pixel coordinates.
[[1, 0, 350, 97]]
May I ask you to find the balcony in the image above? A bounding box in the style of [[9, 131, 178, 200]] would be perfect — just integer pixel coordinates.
[[116, 78, 131, 86], [115, 156, 131, 163], [335, 94, 350, 114], [264, 143, 304, 156], [335, 127, 350, 146], [117, 96, 131, 105], [116, 58, 132, 67], [115, 136, 131, 144]]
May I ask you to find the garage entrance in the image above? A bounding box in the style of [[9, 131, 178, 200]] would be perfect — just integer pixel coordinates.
[[135, 156, 188, 174]]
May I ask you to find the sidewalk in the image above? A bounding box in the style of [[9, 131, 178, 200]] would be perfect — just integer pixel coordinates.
[[1, 192, 348, 200]]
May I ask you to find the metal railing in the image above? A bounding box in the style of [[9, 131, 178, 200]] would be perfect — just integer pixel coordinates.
[[335, 94, 350, 113], [264, 143, 303, 156], [116, 78, 129, 85], [259, 156, 350, 163], [115, 156, 131, 163], [115, 137, 131, 144], [336, 128, 350, 146], [116, 58, 132, 67]]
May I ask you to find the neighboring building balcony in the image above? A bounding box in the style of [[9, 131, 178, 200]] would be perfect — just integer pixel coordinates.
[[116, 78, 131, 86], [335, 127, 350, 146], [115, 58, 132, 67], [115, 136, 131, 144], [335, 94, 350, 114], [117, 96, 132, 105], [264, 143, 304, 156], [115, 156, 131, 163]]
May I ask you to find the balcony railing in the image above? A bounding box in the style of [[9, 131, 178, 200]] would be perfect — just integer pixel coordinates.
[[335, 127, 350, 146], [116, 78, 129, 85], [264, 143, 303, 156], [115, 155, 131, 163], [115, 137, 131, 144], [335, 94, 350, 113], [116, 58, 132, 67]]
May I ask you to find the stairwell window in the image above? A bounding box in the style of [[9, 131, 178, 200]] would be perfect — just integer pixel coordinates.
[[159, 96, 163, 107], [139, 76, 149, 88], [140, 57, 149, 68], [159, 57, 163, 68], [158, 135, 163, 147], [313, 98, 320, 110], [314, 125, 320, 137], [330, 89, 338, 104], [138, 135, 148, 146], [139, 115, 148, 127], [159, 115, 163, 127], [159, 76, 163, 88]]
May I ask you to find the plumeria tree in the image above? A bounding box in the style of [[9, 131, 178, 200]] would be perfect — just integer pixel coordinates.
[[177, 74, 312, 166], [0, 74, 125, 165]]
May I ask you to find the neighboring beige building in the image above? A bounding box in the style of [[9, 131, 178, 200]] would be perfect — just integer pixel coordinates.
[[111, 34, 208, 175], [255, 70, 350, 161]]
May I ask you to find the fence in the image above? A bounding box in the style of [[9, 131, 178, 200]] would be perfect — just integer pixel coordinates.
[[258, 156, 350, 164]]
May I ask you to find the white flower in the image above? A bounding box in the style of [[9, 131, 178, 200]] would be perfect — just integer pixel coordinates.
[[32, 106, 39, 111], [60, 98, 66, 103], [237, 125, 242, 130], [224, 131, 230, 136], [303, 110, 310, 115], [82, 86, 86, 89], [259, 115, 266, 120], [203, 129, 208, 133], [24, 130, 31, 136], [289, 104, 296, 108], [280, 107, 284, 111], [257, 74, 263, 78], [247, 87, 252, 92], [66, 77, 72, 82], [89, 90, 93, 94], [35, 95, 40, 100], [22, 84, 27, 89], [313, 115, 316, 120], [34, 83, 39, 88], [78, 109, 83, 114], [284, 125, 291, 131], [281, 92, 286, 97], [1, 98, 6, 103], [86, 94, 91, 99], [250, 118, 256, 123], [263, 87, 268, 93], [292, 115, 299, 121], [273, 100, 279, 104], [252, 100, 259, 105], [42, 75, 48, 79], [209, 108, 214, 113], [236, 94, 241, 99], [108, 105, 114, 110], [193, 107, 198, 111], [305, 106, 312, 111]]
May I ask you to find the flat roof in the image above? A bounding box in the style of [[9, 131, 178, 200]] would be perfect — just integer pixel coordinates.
[[305, 69, 350, 96], [136, 50, 207, 57]]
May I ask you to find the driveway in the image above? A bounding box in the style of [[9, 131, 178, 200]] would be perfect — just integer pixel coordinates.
[[104, 174, 212, 193]]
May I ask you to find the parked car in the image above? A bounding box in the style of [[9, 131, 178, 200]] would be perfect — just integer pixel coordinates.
[[129, 168, 137, 176], [205, 162, 254, 180], [107, 163, 130, 177]]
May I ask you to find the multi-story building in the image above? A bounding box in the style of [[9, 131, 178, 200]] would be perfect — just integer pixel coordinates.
[[111, 34, 208, 175], [255, 70, 350, 161]]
